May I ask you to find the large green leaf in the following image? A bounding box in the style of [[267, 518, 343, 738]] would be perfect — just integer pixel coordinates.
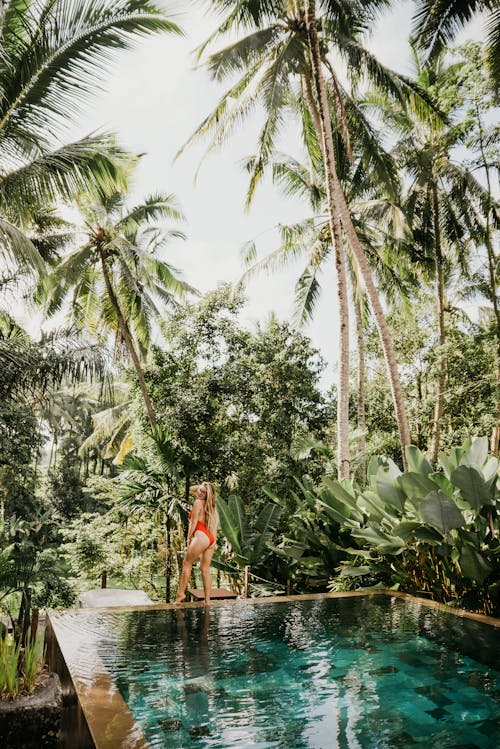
[[376, 462, 406, 511], [439, 446, 466, 478], [430, 472, 454, 498], [367, 455, 385, 483], [255, 503, 281, 536], [341, 547, 373, 559], [482, 456, 499, 485], [397, 472, 437, 502], [318, 482, 363, 524], [459, 545, 493, 584], [322, 477, 362, 513], [451, 466, 493, 511], [460, 436, 489, 469], [216, 496, 242, 555], [392, 521, 421, 541], [413, 526, 444, 543], [228, 494, 249, 542], [315, 499, 346, 526], [339, 566, 371, 577], [405, 445, 433, 475], [350, 527, 406, 555], [420, 491, 465, 532], [252, 504, 282, 559], [279, 541, 306, 560], [357, 491, 398, 523]]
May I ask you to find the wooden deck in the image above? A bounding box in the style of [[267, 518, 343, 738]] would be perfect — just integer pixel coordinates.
[[187, 587, 238, 601]]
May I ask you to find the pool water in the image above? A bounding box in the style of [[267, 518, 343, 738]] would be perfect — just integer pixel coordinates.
[[98, 596, 500, 748]]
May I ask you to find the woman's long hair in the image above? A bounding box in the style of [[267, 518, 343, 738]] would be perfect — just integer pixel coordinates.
[[203, 481, 219, 538]]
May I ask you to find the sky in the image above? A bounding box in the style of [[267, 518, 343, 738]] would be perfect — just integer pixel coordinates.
[[14, 0, 487, 390]]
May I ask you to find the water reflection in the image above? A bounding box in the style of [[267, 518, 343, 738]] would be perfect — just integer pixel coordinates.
[[51, 597, 500, 749]]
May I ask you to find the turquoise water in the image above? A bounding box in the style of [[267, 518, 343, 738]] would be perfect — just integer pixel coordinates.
[[99, 596, 500, 748]]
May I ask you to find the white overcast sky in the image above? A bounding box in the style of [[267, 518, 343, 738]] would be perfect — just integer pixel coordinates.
[[19, 1, 487, 389]]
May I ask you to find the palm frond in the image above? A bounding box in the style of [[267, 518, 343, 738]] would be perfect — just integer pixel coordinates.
[[116, 193, 185, 235], [0, 216, 46, 277], [412, 0, 495, 68], [0, 136, 129, 222], [292, 264, 324, 327], [174, 62, 261, 161], [207, 26, 279, 79], [338, 36, 444, 126], [0, 0, 182, 144]]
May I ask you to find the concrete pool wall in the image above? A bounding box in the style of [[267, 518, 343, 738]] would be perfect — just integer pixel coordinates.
[[46, 591, 500, 749]]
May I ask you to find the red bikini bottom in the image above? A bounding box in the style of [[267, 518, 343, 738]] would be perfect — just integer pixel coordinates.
[[193, 521, 215, 546]]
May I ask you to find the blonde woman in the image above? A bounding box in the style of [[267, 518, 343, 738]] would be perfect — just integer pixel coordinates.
[[175, 482, 219, 606]]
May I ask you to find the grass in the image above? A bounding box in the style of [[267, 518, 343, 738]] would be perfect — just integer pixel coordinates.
[[0, 633, 46, 700]]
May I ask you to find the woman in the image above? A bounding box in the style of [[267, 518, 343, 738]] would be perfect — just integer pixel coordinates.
[[175, 482, 219, 606]]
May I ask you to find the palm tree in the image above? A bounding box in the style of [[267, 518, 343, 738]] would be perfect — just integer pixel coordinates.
[[38, 187, 195, 426], [303, 0, 418, 472], [0, 0, 181, 278], [240, 139, 416, 478], [116, 426, 189, 601], [413, 0, 500, 91], [181, 0, 434, 474], [370, 47, 494, 462]]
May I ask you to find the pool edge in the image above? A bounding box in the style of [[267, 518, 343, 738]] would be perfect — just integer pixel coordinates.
[[47, 610, 151, 749], [47, 590, 500, 749]]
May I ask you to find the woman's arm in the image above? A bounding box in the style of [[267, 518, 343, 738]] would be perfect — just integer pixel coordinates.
[[189, 485, 200, 496]]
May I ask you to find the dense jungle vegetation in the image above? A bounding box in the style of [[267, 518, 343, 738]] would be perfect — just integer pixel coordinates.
[[0, 0, 499, 645]]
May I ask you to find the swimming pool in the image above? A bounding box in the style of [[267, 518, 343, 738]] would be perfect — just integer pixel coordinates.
[[48, 593, 500, 748]]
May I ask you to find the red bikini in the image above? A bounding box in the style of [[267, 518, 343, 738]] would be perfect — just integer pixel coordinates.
[[188, 510, 215, 546]]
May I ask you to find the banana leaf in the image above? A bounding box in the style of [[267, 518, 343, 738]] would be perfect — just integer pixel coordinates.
[[451, 465, 494, 511], [216, 496, 242, 555], [459, 544, 493, 583], [397, 473, 438, 502], [405, 445, 433, 475], [420, 491, 465, 532]]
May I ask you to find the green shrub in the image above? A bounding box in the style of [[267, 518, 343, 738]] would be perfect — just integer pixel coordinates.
[[277, 437, 499, 614], [0, 634, 45, 700]]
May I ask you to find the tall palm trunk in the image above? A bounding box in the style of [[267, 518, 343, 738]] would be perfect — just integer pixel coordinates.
[[429, 181, 446, 464], [304, 0, 410, 468], [354, 296, 367, 486], [302, 31, 351, 480], [477, 108, 500, 455], [100, 251, 157, 427], [166, 515, 171, 602]]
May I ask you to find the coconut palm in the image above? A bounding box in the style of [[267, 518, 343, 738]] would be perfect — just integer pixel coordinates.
[[116, 426, 190, 601], [181, 0, 436, 474], [0, 0, 181, 279], [38, 187, 196, 426], [369, 47, 497, 462], [239, 128, 417, 477], [413, 0, 500, 91]]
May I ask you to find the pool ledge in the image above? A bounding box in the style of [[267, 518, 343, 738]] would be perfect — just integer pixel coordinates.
[[46, 590, 500, 749]]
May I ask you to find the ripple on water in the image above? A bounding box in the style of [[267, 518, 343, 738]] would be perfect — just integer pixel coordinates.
[[54, 597, 500, 749]]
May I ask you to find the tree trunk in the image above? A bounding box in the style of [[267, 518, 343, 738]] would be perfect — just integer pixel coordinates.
[[333, 173, 411, 465], [303, 13, 351, 480], [429, 181, 446, 465], [100, 252, 157, 427], [354, 295, 367, 486], [305, 0, 410, 469], [166, 516, 171, 602], [477, 105, 500, 456]]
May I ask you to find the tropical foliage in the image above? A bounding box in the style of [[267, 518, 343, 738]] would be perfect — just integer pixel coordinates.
[[275, 437, 499, 614], [0, 0, 498, 651], [216, 493, 283, 593], [0, 0, 180, 279]]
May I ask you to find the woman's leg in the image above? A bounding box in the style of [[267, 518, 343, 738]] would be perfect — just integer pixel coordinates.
[[200, 543, 216, 606], [175, 534, 209, 604]]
